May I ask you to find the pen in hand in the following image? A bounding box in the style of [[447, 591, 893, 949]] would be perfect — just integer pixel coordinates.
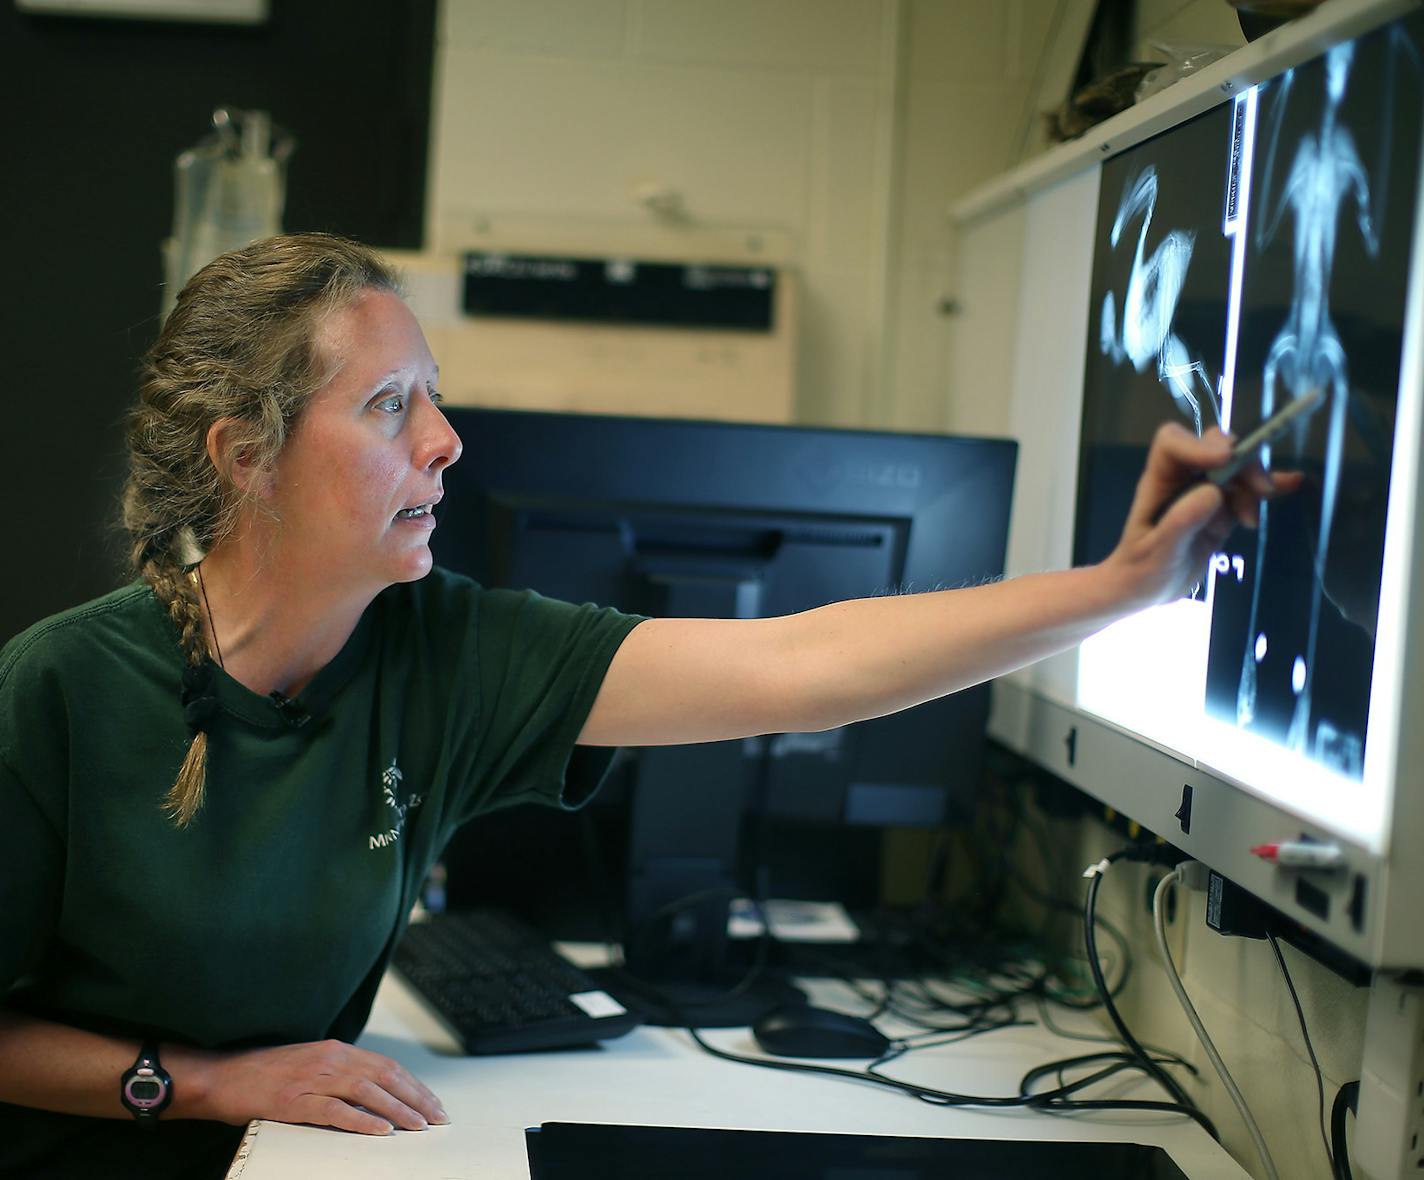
[[1151, 386, 1324, 526]]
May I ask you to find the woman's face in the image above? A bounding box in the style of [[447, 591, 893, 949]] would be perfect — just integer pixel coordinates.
[[265, 287, 463, 592]]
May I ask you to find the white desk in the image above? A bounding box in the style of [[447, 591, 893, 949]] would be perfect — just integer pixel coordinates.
[[226, 962, 1251, 1179]]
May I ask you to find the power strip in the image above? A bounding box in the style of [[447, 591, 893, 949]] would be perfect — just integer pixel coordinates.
[[1357, 973, 1424, 1179]]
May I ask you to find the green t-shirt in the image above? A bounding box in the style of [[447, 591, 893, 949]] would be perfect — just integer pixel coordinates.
[[0, 566, 642, 1176]]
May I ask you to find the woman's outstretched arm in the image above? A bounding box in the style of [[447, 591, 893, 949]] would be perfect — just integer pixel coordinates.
[[578, 424, 1293, 747]]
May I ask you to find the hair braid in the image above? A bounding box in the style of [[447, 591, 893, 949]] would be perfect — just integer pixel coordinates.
[[144, 558, 212, 825]]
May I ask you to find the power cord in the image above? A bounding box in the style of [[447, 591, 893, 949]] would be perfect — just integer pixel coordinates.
[[1011, 863, 1136, 1007], [684, 1016, 1217, 1136], [1032, 992, 1192, 1067], [1267, 930, 1333, 1175], [1330, 1081, 1358, 1180], [985, 767, 1136, 1008], [582, 788, 1215, 1138], [1082, 850, 1202, 1115], [680, 846, 1217, 1139], [1153, 864, 1279, 1180]]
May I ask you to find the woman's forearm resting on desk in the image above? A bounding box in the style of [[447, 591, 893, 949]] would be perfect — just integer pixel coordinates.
[[579, 424, 1293, 748], [0, 1007, 446, 1134]]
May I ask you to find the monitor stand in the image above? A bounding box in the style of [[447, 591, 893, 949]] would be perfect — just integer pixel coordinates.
[[595, 966, 804, 1030], [611, 565, 806, 1027], [613, 740, 805, 1027]]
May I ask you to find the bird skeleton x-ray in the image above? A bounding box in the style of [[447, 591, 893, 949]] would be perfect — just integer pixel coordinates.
[[1235, 33, 1417, 763], [1099, 166, 1223, 435]]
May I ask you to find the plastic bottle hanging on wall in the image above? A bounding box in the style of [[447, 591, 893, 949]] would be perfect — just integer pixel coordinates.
[[160, 107, 296, 320]]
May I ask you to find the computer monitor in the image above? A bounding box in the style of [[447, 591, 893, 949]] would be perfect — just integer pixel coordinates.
[[1074, 8, 1423, 855], [429, 409, 1016, 1003]]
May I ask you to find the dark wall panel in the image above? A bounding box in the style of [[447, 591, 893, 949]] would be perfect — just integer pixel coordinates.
[[1, 1, 435, 642]]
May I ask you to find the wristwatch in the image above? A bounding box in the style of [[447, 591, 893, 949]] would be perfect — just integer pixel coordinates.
[[120, 1041, 172, 1123]]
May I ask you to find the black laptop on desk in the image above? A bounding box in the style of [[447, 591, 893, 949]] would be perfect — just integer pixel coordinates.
[[525, 1123, 1192, 1179]]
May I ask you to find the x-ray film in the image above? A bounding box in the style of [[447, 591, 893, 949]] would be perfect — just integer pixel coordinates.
[[1077, 105, 1236, 568], [1203, 17, 1423, 777], [1077, 11, 1424, 785]]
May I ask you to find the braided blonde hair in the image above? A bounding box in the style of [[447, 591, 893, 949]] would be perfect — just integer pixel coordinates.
[[122, 233, 402, 825]]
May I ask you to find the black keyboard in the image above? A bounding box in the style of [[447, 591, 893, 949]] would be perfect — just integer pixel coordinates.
[[392, 907, 641, 1054]]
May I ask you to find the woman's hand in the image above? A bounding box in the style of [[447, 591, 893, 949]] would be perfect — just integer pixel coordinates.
[[1102, 421, 1303, 612], [182, 1039, 448, 1135]]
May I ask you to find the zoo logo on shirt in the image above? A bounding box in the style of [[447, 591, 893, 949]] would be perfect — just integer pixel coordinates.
[[369, 759, 424, 851]]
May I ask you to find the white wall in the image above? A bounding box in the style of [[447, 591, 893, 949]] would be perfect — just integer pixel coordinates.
[[423, 1, 1243, 433], [879, 0, 1085, 433], [425, 0, 1087, 430], [426, 0, 900, 426]]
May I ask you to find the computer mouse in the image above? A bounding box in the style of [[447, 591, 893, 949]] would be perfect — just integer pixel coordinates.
[[751, 1004, 892, 1059]]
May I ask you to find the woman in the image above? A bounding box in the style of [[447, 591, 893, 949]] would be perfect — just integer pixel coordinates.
[[0, 233, 1286, 1178]]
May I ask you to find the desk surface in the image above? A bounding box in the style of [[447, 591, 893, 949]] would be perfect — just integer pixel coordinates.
[[226, 960, 1251, 1180]]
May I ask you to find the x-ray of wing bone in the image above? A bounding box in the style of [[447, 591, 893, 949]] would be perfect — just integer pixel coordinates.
[[1236, 34, 1421, 759], [1099, 166, 1222, 434]]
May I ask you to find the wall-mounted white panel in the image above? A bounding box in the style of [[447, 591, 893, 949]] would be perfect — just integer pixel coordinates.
[[946, 199, 1026, 439]]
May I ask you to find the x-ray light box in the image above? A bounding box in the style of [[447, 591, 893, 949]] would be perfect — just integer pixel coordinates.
[[1076, 11, 1423, 856], [964, 0, 1424, 970]]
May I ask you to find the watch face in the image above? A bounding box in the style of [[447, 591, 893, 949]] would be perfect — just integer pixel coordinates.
[[124, 1071, 167, 1110], [129, 1079, 162, 1102]]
